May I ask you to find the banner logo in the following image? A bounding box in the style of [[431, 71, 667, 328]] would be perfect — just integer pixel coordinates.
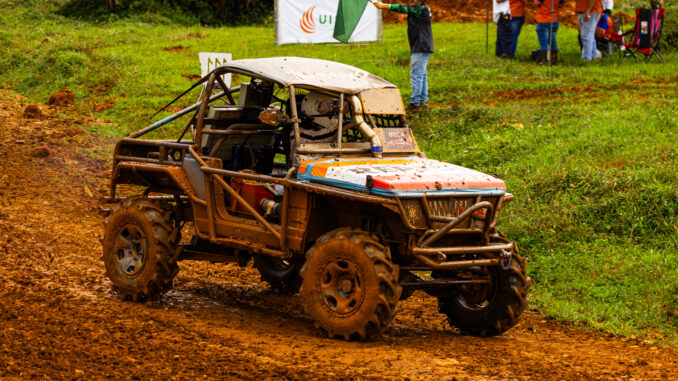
[[276, 0, 378, 45], [300, 6, 316, 34]]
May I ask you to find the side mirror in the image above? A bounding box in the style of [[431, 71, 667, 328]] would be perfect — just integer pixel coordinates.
[[259, 109, 287, 126]]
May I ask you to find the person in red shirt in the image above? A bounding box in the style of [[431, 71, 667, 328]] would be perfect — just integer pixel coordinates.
[[534, 0, 563, 63], [509, 0, 525, 58], [577, 0, 603, 60]]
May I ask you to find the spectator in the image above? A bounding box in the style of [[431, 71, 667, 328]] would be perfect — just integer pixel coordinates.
[[577, 0, 603, 60], [372, 1, 434, 112], [534, 0, 563, 64], [594, 12, 614, 55], [493, 0, 513, 58], [602, 0, 613, 15], [509, 0, 525, 58]]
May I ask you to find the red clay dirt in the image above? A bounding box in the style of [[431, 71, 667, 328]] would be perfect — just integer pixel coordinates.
[[92, 99, 116, 113], [161, 45, 188, 53], [22, 105, 44, 119], [46, 87, 75, 108], [383, 0, 579, 27], [1, 89, 677, 379]]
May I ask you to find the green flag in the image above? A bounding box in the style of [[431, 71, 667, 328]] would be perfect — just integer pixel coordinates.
[[333, 0, 369, 43]]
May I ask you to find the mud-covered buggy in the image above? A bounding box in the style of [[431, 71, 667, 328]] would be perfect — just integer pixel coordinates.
[[102, 57, 530, 340]]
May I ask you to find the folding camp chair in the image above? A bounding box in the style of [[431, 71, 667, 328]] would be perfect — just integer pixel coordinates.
[[618, 7, 665, 62]]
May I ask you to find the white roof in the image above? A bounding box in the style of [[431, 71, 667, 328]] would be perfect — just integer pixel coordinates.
[[216, 57, 395, 94]]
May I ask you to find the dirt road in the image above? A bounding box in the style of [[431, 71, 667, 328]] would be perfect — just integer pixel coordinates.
[[1, 90, 676, 380]]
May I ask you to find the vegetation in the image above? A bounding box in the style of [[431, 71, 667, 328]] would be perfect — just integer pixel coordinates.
[[1, 0, 676, 343], [57, 0, 274, 26], [660, 2, 678, 52]]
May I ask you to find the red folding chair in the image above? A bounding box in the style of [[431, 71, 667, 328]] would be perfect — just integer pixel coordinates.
[[618, 7, 665, 62]]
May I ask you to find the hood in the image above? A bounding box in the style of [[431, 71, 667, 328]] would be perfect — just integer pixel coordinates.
[[297, 156, 506, 197]]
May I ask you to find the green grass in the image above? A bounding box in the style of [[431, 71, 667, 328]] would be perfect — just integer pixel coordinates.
[[2, 0, 677, 344]]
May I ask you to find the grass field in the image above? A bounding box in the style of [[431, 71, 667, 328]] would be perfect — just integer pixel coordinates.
[[2, 0, 677, 343]]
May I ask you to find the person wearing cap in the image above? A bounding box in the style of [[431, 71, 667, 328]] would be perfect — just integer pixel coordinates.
[[372, 1, 434, 112]]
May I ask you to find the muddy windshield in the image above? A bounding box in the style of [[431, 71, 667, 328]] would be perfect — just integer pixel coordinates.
[[293, 88, 419, 157]]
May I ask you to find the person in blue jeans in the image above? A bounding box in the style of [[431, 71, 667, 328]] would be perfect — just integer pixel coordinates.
[[535, 0, 563, 63], [536, 21, 559, 51], [509, 0, 525, 58], [373, 1, 434, 112], [576, 0, 603, 60], [493, 0, 513, 58], [409, 52, 430, 110]]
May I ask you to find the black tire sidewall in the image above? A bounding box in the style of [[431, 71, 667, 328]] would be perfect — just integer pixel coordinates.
[[254, 255, 303, 294], [446, 266, 511, 325], [439, 258, 527, 336]]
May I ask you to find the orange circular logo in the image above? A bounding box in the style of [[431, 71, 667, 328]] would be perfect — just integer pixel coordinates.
[[300, 6, 316, 34]]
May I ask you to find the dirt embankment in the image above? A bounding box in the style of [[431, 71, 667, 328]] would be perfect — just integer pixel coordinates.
[[1, 89, 677, 379], [383, 0, 579, 27]]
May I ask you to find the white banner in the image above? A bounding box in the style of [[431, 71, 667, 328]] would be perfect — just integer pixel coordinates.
[[276, 0, 381, 45], [199, 52, 232, 88]]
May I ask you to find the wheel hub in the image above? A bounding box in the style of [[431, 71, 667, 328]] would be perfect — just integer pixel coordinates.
[[339, 279, 353, 294], [114, 224, 147, 277], [457, 269, 495, 310], [319, 259, 364, 316]]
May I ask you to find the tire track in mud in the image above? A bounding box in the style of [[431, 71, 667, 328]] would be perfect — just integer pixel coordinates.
[[1, 90, 677, 379]]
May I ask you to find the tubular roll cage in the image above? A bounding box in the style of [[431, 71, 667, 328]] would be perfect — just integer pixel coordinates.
[[109, 68, 515, 270]]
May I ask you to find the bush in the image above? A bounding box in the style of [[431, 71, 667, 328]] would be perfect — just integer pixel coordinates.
[[660, 4, 678, 51], [58, 0, 274, 26]]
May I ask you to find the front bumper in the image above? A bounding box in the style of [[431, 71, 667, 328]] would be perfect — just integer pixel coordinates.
[[397, 195, 517, 270]]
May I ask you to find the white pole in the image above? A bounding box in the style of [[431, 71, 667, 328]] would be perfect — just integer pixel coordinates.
[[486, 0, 490, 54], [548, 0, 555, 66]]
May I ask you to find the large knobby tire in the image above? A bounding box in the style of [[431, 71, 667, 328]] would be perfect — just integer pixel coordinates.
[[300, 228, 401, 340], [438, 255, 530, 337], [102, 198, 180, 302], [253, 255, 303, 294]]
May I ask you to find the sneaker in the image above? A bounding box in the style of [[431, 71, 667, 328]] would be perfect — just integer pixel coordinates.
[[406, 103, 422, 113]]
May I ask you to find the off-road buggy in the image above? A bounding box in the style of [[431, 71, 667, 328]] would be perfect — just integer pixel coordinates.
[[102, 57, 530, 340]]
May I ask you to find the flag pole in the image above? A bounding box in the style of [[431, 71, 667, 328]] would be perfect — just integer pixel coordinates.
[[548, 0, 554, 66], [486, 0, 489, 54]]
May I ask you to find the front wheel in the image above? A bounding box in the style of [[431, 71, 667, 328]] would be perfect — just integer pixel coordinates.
[[438, 254, 530, 337], [300, 228, 401, 340]]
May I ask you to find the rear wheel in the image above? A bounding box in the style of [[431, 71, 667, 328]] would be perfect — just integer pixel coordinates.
[[300, 228, 401, 340], [438, 255, 530, 337], [254, 255, 303, 294], [102, 198, 180, 301]]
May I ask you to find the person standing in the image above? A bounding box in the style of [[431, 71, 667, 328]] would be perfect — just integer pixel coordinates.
[[372, 1, 434, 112], [493, 0, 513, 58], [577, 0, 603, 60], [534, 0, 563, 64], [509, 0, 525, 58]]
